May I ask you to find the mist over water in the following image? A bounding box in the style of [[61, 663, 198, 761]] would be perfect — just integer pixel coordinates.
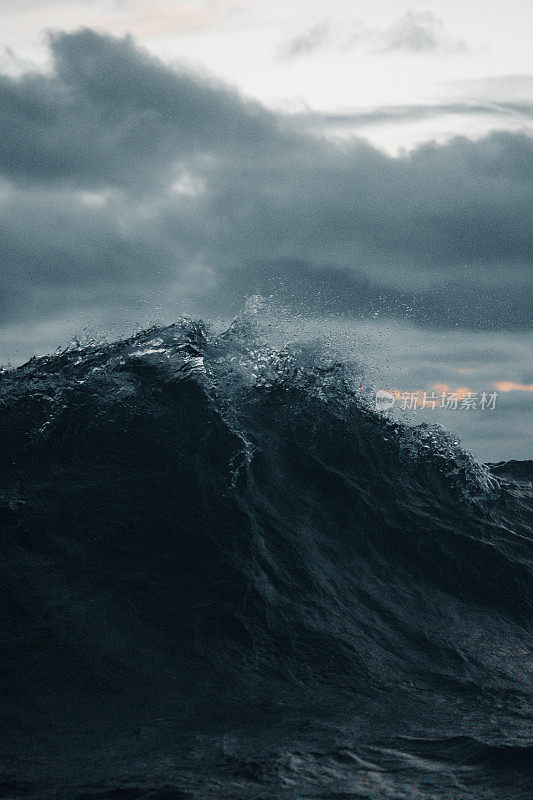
[[0, 305, 532, 799]]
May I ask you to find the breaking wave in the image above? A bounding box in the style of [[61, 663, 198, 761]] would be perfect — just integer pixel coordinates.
[[0, 307, 531, 798]]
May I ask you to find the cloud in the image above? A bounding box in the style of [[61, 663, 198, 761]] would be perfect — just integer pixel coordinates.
[[299, 101, 533, 132], [0, 29, 284, 189], [279, 11, 466, 59], [0, 29, 531, 360], [278, 21, 332, 59], [381, 11, 466, 54]]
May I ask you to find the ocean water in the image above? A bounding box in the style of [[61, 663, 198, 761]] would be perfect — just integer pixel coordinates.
[[0, 311, 531, 799]]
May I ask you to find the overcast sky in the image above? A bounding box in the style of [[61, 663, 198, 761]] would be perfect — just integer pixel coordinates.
[[0, 2, 531, 460], [2, 0, 532, 149]]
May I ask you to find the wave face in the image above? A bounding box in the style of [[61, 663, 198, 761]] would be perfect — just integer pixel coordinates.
[[1, 311, 532, 799]]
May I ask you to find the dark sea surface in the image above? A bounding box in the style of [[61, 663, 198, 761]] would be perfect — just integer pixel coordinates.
[[0, 311, 531, 799]]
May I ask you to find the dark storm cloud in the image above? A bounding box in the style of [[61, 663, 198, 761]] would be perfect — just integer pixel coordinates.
[[0, 29, 531, 343], [218, 260, 531, 332], [0, 29, 286, 188]]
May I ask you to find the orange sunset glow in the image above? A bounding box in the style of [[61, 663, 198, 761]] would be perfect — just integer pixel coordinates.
[[493, 381, 533, 393]]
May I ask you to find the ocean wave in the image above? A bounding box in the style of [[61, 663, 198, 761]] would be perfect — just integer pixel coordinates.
[[0, 309, 531, 798]]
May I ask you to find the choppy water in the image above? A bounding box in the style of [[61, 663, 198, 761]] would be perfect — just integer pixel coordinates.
[[0, 310, 531, 799]]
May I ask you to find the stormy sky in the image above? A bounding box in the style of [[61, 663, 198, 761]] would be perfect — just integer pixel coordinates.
[[0, 1, 532, 460]]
